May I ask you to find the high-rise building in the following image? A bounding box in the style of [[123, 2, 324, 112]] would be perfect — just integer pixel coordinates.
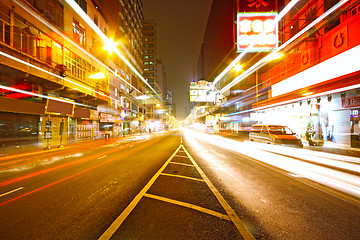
[[142, 19, 162, 95], [156, 59, 166, 97], [0, 0, 157, 147]]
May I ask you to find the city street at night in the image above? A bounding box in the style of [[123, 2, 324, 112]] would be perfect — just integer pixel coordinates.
[[1, 0, 360, 239]]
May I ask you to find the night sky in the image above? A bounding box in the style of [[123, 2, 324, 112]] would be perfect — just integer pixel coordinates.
[[143, 0, 213, 120]]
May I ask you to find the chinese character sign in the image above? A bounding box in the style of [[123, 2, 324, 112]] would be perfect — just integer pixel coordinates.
[[238, 0, 275, 12], [237, 12, 278, 52]]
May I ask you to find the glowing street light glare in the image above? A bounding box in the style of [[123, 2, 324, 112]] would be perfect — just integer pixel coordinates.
[[234, 64, 243, 72], [265, 52, 284, 61], [135, 95, 151, 100], [89, 72, 106, 79], [103, 38, 119, 54]]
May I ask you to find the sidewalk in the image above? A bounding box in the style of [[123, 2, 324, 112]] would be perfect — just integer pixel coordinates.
[[303, 141, 360, 157]]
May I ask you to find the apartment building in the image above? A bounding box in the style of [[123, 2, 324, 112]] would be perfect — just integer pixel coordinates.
[[0, 0, 151, 148]]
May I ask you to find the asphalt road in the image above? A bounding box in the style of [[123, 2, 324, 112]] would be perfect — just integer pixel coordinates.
[[1, 130, 360, 239]]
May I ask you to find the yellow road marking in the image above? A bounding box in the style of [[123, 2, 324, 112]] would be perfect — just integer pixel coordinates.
[[144, 193, 231, 221], [0, 187, 24, 197], [174, 155, 189, 158], [181, 145, 256, 240], [98, 145, 182, 240], [169, 162, 194, 167], [160, 173, 205, 182]]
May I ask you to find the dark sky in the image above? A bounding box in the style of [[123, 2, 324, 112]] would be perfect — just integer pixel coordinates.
[[143, 0, 213, 120]]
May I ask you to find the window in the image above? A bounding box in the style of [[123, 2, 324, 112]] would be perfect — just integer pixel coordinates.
[[75, 0, 87, 13], [324, 0, 340, 33], [73, 19, 86, 47], [94, 15, 98, 26]]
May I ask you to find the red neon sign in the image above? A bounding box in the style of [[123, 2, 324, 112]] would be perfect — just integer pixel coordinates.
[[237, 12, 278, 52]]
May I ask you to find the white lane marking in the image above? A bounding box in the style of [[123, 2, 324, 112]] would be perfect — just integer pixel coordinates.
[[174, 155, 189, 158], [98, 155, 107, 159], [0, 187, 24, 197], [181, 145, 256, 240], [169, 162, 194, 167], [99, 145, 182, 240], [160, 173, 205, 182], [144, 193, 230, 221]]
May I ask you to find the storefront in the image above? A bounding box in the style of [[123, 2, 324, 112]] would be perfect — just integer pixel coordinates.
[[0, 111, 40, 147], [74, 108, 99, 140], [99, 113, 114, 138], [257, 90, 358, 148]]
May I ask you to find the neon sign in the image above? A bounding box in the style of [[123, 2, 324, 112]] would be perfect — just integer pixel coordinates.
[[237, 12, 278, 52]]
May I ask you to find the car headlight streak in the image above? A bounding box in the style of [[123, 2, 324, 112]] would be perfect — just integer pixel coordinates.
[[183, 129, 360, 199]]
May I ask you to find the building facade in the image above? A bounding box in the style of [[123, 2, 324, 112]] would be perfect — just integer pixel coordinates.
[[195, 0, 360, 148], [0, 0, 158, 149]]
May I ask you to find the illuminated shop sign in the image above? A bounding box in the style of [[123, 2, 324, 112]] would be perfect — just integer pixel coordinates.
[[350, 109, 359, 118], [189, 80, 216, 102], [342, 96, 360, 108], [237, 12, 278, 52]]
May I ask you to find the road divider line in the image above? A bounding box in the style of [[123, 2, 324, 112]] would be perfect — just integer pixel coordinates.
[[169, 162, 195, 167], [98, 145, 182, 240], [160, 173, 205, 182], [181, 145, 256, 240], [0, 187, 24, 198], [98, 155, 107, 160], [144, 193, 230, 221]]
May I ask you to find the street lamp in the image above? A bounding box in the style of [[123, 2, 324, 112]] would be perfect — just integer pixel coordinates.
[[89, 72, 106, 79], [103, 38, 119, 54]]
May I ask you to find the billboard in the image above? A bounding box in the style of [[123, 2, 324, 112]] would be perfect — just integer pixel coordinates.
[[189, 81, 216, 102], [237, 12, 278, 52]]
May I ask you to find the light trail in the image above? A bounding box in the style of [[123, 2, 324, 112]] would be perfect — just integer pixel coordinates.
[[0, 137, 160, 206], [219, 0, 350, 94], [64, 0, 162, 100], [213, 0, 300, 86], [11, 0, 146, 99], [183, 129, 360, 199]]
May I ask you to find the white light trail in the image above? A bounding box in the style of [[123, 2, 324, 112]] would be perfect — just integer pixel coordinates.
[[64, 0, 162, 101], [183, 129, 360, 199], [219, 0, 350, 94], [213, 0, 299, 86], [12, 0, 147, 98], [0, 85, 94, 108]]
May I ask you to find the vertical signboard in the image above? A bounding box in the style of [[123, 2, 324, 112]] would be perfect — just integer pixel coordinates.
[[237, 12, 278, 52], [237, 0, 278, 52]]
